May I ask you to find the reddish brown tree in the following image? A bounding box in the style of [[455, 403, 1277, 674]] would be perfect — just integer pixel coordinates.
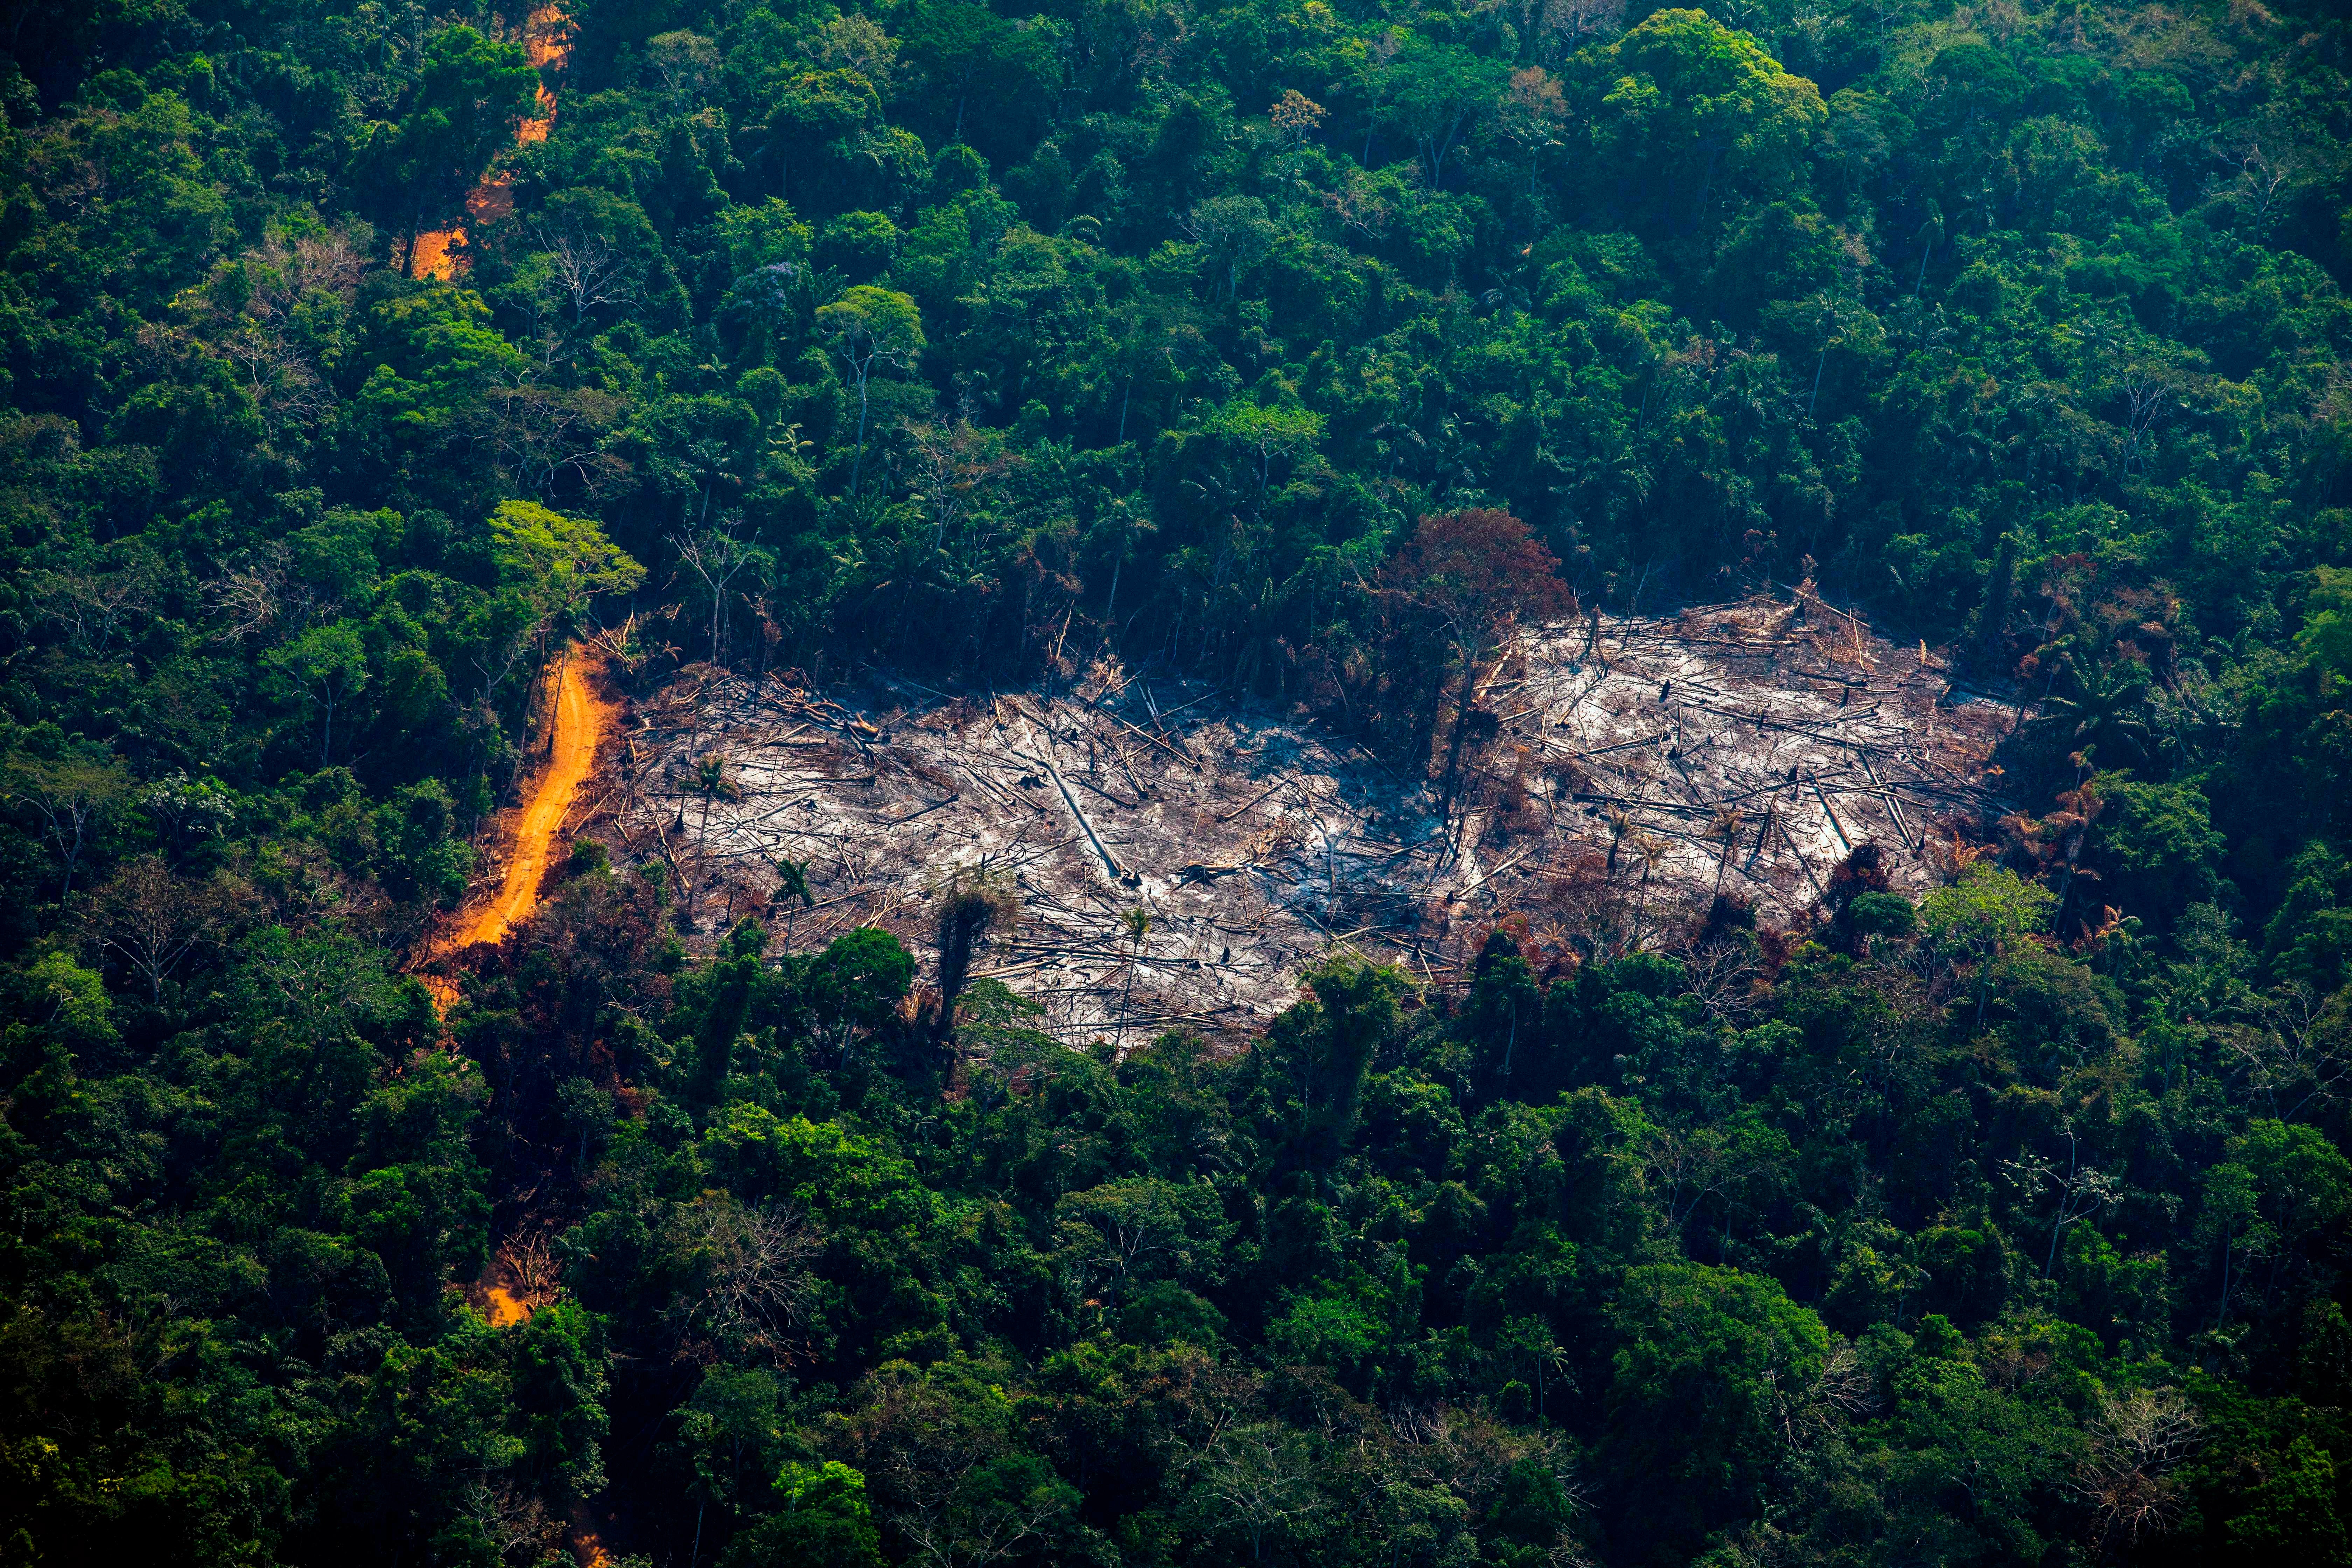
[[1376, 509, 1571, 802]]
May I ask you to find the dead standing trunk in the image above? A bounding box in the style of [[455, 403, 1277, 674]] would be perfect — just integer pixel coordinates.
[[931, 870, 1015, 1046]]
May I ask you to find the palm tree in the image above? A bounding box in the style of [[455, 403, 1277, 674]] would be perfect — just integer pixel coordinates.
[[771, 855, 812, 949], [2038, 654, 2153, 766], [692, 755, 736, 837], [1604, 805, 1632, 873], [682, 754, 737, 926], [1117, 906, 1152, 1047]]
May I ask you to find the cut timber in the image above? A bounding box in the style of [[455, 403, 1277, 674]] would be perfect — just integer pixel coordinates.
[[1216, 776, 1291, 822], [1810, 775, 1854, 854], [1017, 720, 1133, 885]]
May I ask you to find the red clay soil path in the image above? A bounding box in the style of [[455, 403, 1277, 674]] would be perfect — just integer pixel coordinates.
[[420, 650, 615, 1005], [413, 5, 570, 280], [436, 649, 619, 1568], [456, 651, 615, 952]]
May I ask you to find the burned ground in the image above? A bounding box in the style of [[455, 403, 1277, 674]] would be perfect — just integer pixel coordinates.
[[611, 595, 2012, 1043]]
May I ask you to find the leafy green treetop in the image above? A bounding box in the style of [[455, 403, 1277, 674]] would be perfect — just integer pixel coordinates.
[[489, 499, 647, 655], [813, 285, 924, 496], [1592, 8, 1825, 232]]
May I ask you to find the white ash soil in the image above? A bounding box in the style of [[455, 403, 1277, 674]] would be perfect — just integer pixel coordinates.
[[616, 597, 2012, 1044]]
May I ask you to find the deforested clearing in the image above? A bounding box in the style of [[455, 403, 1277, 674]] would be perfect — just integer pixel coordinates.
[[620, 594, 2009, 1041]]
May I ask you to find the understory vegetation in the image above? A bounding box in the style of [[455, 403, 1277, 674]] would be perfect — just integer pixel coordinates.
[[4, 0, 2352, 1562]]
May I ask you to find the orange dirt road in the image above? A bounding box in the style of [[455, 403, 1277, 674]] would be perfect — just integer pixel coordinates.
[[453, 651, 615, 954], [414, 5, 570, 280]]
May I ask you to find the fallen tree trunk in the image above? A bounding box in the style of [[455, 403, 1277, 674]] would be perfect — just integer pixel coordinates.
[[1017, 720, 1133, 885]]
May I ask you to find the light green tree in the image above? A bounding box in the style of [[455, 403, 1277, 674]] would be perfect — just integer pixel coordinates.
[[813, 285, 924, 496], [1922, 862, 2056, 1026], [266, 622, 371, 767], [489, 500, 647, 650], [487, 499, 646, 733], [1200, 401, 1325, 497], [1594, 8, 1826, 231]]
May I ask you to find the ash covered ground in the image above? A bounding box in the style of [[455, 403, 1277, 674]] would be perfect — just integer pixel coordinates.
[[611, 595, 2012, 1044]]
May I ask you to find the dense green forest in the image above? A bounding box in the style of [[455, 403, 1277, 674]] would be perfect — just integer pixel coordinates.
[[5, 0, 2352, 1562]]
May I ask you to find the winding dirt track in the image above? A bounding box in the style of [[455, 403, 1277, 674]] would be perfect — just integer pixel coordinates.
[[413, 4, 570, 280], [454, 651, 616, 953], [409, 8, 618, 966], [444, 648, 618, 1554]]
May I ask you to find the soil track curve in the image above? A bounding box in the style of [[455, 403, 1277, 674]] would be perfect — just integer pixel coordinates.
[[455, 652, 615, 954]]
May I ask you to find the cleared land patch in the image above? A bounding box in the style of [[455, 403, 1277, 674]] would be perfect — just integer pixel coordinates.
[[615, 596, 2011, 1041]]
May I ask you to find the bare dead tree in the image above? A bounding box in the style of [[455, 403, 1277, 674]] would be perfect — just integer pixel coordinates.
[[2224, 985, 2352, 1122], [470, 623, 538, 715], [205, 545, 292, 646], [35, 554, 159, 658], [218, 323, 335, 436], [534, 218, 636, 327], [904, 417, 1022, 551], [671, 514, 756, 667], [1541, 0, 1625, 52], [471, 384, 630, 501], [2113, 358, 2178, 475], [177, 227, 366, 440], [459, 1479, 563, 1567], [837, 1367, 1032, 1568], [1179, 1423, 1327, 1563], [6, 755, 131, 899], [2217, 138, 2295, 238], [2003, 1121, 2121, 1279], [665, 1197, 821, 1361], [1813, 1340, 1879, 1421], [1762, 1335, 1877, 1458], [1637, 1119, 1776, 1233], [498, 1227, 567, 1312], [79, 857, 236, 1004], [2074, 1386, 2202, 1552]]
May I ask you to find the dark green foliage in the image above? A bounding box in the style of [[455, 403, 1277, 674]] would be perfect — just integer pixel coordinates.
[[3, 0, 2352, 1562], [1602, 1262, 1828, 1559]]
